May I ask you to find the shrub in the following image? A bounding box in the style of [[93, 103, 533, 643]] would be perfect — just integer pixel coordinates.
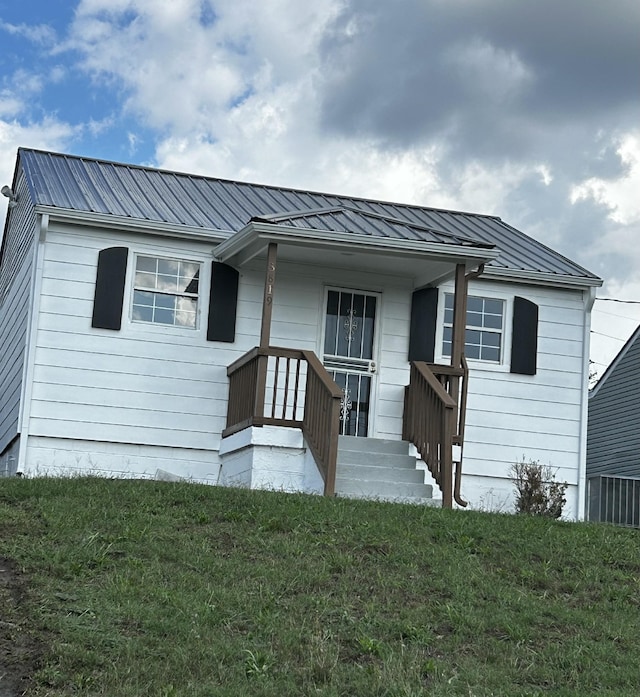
[[510, 459, 568, 518]]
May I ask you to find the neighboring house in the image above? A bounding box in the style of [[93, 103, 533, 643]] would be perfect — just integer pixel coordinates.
[[587, 326, 640, 526], [0, 148, 602, 518]]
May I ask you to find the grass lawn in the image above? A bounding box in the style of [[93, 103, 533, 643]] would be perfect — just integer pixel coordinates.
[[1, 476, 639, 696]]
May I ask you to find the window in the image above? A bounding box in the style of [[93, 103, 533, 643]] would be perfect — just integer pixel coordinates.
[[132, 255, 200, 328], [442, 293, 504, 362]]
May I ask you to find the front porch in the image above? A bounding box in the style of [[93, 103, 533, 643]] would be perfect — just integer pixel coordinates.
[[219, 343, 471, 506], [214, 212, 499, 507]]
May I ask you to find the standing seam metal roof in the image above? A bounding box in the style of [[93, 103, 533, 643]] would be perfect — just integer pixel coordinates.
[[16, 148, 600, 281]]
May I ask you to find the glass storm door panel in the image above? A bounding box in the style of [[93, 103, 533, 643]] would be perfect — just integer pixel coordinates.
[[323, 290, 378, 437]]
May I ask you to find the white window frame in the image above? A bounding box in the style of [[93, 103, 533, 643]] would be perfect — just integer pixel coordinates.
[[436, 289, 512, 370], [130, 253, 202, 330]]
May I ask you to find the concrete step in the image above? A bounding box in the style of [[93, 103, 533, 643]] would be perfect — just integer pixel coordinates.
[[334, 435, 434, 504], [337, 461, 426, 484], [337, 450, 419, 471], [336, 476, 433, 500], [338, 435, 412, 456], [342, 492, 441, 507]]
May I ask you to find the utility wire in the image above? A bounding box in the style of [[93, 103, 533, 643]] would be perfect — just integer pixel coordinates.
[[595, 297, 640, 304], [590, 330, 628, 341]]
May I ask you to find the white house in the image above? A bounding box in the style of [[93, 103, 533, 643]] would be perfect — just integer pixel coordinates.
[[0, 149, 602, 517]]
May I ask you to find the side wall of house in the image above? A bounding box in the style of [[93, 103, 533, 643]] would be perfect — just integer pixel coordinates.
[[0, 171, 37, 465], [433, 278, 589, 518], [587, 335, 640, 479]]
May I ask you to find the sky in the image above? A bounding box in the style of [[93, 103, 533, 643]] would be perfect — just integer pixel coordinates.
[[1, 0, 639, 380]]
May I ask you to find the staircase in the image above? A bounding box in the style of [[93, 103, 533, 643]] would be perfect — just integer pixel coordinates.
[[335, 436, 436, 504]]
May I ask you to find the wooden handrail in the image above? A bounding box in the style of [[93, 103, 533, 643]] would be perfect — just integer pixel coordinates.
[[403, 361, 458, 508], [413, 362, 458, 408], [223, 345, 342, 496], [301, 350, 344, 399], [301, 351, 342, 496], [406, 359, 470, 508]]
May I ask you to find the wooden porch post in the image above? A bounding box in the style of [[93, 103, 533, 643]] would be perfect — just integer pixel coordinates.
[[450, 263, 467, 369], [259, 243, 278, 349], [442, 263, 467, 508], [254, 243, 277, 422]]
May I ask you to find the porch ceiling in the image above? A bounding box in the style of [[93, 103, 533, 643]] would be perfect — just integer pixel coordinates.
[[214, 220, 500, 287]]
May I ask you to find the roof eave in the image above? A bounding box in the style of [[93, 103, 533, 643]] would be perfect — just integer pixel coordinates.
[[35, 205, 233, 243], [482, 265, 603, 290], [214, 220, 500, 267]]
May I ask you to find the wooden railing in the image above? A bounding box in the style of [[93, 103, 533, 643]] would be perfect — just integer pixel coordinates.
[[426, 359, 469, 507], [223, 346, 343, 495], [300, 351, 343, 496], [403, 359, 470, 508]]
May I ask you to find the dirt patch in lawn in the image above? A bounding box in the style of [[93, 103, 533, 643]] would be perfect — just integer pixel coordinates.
[[0, 557, 41, 697]]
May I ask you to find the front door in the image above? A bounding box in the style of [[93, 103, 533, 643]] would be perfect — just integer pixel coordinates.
[[322, 289, 378, 437]]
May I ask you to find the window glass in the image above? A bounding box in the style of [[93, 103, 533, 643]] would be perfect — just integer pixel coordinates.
[[132, 255, 200, 329], [442, 293, 504, 363]]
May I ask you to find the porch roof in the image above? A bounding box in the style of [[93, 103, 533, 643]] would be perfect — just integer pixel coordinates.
[[11, 148, 602, 287], [215, 218, 500, 285]]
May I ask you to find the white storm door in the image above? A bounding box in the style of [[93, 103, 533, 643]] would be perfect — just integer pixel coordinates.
[[322, 289, 379, 437]]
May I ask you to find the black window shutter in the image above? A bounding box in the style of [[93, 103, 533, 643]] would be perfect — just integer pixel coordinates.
[[511, 296, 538, 375], [408, 287, 438, 362], [91, 247, 128, 330], [207, 262, 239, 342]]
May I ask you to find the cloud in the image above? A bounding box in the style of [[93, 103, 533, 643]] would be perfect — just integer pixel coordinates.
[[571, 133, 640, 226], [0, 0, 636, 297], [319, 0, 639, 157], [67, 0, 342, 137], [0, 21, 57, 46]]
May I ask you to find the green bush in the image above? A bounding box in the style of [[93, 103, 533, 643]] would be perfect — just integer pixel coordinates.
[[510, 459, 568, 518]]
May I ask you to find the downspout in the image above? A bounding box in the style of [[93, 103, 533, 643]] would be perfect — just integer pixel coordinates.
[[17, 213, 48, 474], [577, 285, 597, 520]]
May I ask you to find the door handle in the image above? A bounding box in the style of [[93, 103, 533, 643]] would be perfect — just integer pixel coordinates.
[[368, 361, 377, 374]]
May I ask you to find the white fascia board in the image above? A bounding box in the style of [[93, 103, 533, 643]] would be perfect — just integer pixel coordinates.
[[482, 265, 603, 290], [214, 221, 501, 265], [35, 205, 232, 243]]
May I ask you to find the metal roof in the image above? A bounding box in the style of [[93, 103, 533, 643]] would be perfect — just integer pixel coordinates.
[[17, 148, 600, 283], [252, 206, 494, 249]]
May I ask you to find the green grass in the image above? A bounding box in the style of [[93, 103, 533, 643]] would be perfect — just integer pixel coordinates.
[[1, 477, 640, 696]]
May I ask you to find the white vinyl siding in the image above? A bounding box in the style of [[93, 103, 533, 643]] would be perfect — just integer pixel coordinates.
[[25, 226, 231, 477], [434, 279, 588, 518], [0, 171, 37, 455]]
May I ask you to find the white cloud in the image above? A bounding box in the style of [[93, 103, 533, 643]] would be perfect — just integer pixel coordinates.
[[571, 132, 640, 226], [68, 0, 342, 139], [0, 21, 57, 45], [0, 94, 24, 119]]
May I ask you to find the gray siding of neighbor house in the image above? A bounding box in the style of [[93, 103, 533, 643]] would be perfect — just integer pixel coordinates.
[[587, 329, 640, 479], [0, 170, 37, 458]]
